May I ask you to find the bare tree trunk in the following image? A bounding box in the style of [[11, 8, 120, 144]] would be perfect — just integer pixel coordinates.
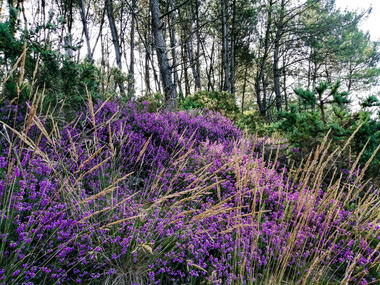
[[312, 61, 318, 87], [180, 26, 190, 96], [187, 39, 201, 90], [318, 95, 326, 125], [189, 2, 201, 90], [101, 29, 106, 94], [91, 7, 105, 58], [195, 0, 201, 90], [221, 0, 230, 92], [64, 0, 74, 58], [150, 0, 177, 111], [273, 0, 285, 112], [78, 0, 92, 62], [255, 71, 265, 116], [128, 0, 136, 99], [262, 75, 268, 117], [202, 40, 214, 92], [105, 0, 125, 96], [210, 43, 216, 91], [145, 47, 151, 94], [177, 4, 200, 92], [256, 0, 273, 117], [151, 47, 161, 93], [168, 0, 182, 95], [307, 48, 312, 89], [283, 55, 288, 111], [230, 0, 236, 94], [242, 65, 248, 112], [347, 65, 353, 92]]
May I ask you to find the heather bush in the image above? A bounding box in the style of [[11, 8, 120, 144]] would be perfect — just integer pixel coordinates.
[[0, 81, 379, 284]]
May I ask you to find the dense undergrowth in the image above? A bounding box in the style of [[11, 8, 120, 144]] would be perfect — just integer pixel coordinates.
[[0, 46, 378, 285], [0, 88, 379, 285]]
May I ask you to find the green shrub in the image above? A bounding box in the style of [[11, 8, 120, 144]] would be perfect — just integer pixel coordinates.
[[0, 18, 103, 118], [180, 90, 240, 120], [135, 92, 165, 112], [277, 82, 380, 176]]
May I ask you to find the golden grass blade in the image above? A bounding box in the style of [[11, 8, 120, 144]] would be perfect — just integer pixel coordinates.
[[75, 146, 105, 174], [74, 156, 113, 186], [135, 136, 151, 165]]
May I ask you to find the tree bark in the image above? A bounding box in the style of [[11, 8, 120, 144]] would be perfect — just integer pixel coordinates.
[[283, 54, 288, 111], [167, 0, 182, 96], [150, 0, 177, 111], [230, 0, 236, 94], [78, 0, 92, 62], [179, 20, 190, 96], [242, 65, 248, 112], [273, 0, 285, 112], [128, 0, 136, 99], [145, 47, 151, 93], [195, 0, 201, 90], [105, 0, 125, 96], [221, 0, 230, 92], [187, 39, 201, 91], [189, 1, 201, 90], [256, 0, 273, 117]]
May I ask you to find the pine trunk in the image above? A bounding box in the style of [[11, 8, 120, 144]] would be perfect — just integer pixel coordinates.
[[150, 0, 177, 111]]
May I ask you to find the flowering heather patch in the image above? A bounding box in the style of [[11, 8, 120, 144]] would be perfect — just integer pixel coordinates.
[[0, 99, 379, 284]]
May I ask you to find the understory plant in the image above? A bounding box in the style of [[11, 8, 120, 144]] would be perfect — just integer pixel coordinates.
[[277, 81, 380, 178], [0, 60, 378, 284]]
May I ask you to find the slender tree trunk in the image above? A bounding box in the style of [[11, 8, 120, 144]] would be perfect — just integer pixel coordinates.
[[347, 76, 353, 92], [202, 40, 214, 92], [179, 4, 201, 91], [78, 0, 92, 62], [180, 27, 190, 96], [195, 0, 201, 90], [151, 46, 161, 93], [150, 0, 177, 111], [312, 61, 318, 87], [262, 75, 267, 116], [176, 7, 190, 95], [105, 0, 125, 96], [91, 7, 105, 58], [230, 0, 236, 94], [187, 39, 201, 90], [256, 0, 273, 117], [319, 98, 326, 125], [168, 0, 182, 96], [210, 43, 216, 91], [220, 45, 224, 91], [64, 0, 74, 58], [307, 48, 312, 89], [283, 55, 288, 111], [145, 47, 151, 94], [242, 65, 248, 112], [105, 0, 121, 69], [255, 71, 265, 116], [128, 0, 136, 99], [189, 1, 201, 90], [221, 0, 230, 92], [100, 30, 105, 94], [273, 0, 285, 112]]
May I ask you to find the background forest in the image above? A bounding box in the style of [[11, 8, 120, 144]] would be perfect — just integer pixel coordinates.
[[0, 0, 379, 284]]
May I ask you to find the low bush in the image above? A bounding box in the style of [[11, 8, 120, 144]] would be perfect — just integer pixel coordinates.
[[0, 95, 378, 284]]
